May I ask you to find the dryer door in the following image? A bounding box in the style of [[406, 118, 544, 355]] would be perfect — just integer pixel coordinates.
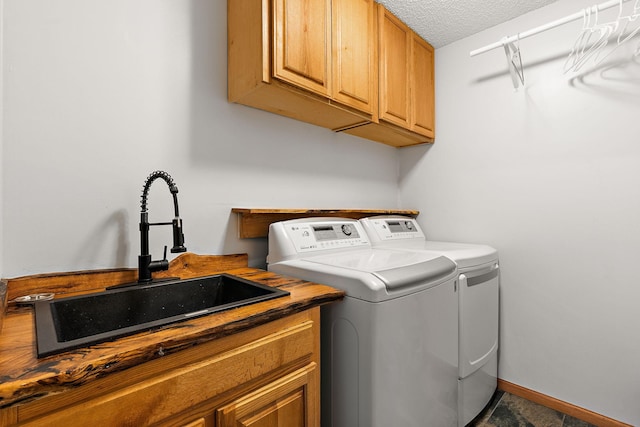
[[458, 263, 499, 378]]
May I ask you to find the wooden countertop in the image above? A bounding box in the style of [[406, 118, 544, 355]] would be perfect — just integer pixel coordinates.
[[0, 254, 344, 409]]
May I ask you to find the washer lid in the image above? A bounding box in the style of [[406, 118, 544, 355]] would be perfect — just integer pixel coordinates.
[[303, 248, 456, 291], [419, 241, 498, 269]]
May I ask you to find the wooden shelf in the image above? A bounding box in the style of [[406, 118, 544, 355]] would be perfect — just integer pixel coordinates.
[[231, 208, 419, 238]]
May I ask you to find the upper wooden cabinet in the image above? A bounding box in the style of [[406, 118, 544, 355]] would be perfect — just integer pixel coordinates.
[[273, 0, 332, 97], [379, 11, 435, 137], [343, 4, 435, 146], [378, 6, 411, 129], [410, 33, 435, 137], [272, 0, 377, 114], [331, 0, 378, 114], [229, 0, 376, 132], [228, 0, 433, 147]]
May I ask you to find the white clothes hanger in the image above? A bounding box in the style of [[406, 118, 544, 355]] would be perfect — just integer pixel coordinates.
[[563, 7, 594, 72], [503, 34, 525, 88], [614, 0, 640, 46], [567, 5, 616, 72], [627, 1, 640, 57], [586, 0, 640, 65]]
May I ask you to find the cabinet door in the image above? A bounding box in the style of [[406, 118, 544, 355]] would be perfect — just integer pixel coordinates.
[[410, 34, 435, 138], [378, 5, 410, 128], [332, 0, 377, 115], [274, 0, 331, 97], [216, 364, 318, 427]]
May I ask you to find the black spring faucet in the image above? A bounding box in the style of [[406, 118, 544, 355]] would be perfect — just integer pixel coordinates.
[[138, 171, 186, 283]]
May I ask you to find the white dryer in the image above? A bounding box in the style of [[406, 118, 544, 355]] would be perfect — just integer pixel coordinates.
[[360, 216, 499, 427], [267, 218, 459, 427]]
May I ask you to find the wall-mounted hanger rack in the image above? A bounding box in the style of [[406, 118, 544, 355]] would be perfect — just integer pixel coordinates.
[[469, 0, 632, 57]]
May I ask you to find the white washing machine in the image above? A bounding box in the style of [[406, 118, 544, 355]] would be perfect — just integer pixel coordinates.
[[360, 216, 499, 427], [267, 218, 459, 427]]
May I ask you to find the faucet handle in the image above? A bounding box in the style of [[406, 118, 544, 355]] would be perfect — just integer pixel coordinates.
[[141, 246, 170, 282]]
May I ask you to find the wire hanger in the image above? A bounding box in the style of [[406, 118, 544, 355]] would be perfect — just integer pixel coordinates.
[[563, 7, 594, 72], [614, 0, 640, 46], [564, 5, 616, 72], [503, 34, 525, 89], [588, 0, 632, 65], [629, 0, 640, 57], [572, 0, 640, 68]]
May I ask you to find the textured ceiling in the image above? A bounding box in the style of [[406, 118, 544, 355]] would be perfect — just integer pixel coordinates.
[[377, 0, 559, 48]]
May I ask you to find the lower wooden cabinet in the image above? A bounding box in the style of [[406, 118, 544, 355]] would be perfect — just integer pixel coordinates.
[[8, 309, 320, 427], [217, 364, 317, 427]]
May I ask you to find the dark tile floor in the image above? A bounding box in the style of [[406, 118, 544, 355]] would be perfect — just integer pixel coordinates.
[[469, 391, 597, 427]]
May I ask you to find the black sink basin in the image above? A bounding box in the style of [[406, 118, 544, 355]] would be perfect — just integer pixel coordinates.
[[34, 274, 289, 358]]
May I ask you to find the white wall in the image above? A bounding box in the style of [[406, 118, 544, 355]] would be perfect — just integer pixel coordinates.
[[5, 0, 638, 423], [400, 0, 640, 424], [0, 0, 399, 278]]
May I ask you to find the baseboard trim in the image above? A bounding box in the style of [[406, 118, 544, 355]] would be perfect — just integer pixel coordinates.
[[497, 379, 632, 427]]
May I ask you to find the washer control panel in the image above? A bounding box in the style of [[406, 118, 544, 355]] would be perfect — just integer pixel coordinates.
[[286, 221, 369, 252], [268, 218, 373, 262], [360, 217, 425, 242]]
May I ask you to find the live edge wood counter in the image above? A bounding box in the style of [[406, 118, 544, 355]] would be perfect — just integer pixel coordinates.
[[0, 253, 344, 427]]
